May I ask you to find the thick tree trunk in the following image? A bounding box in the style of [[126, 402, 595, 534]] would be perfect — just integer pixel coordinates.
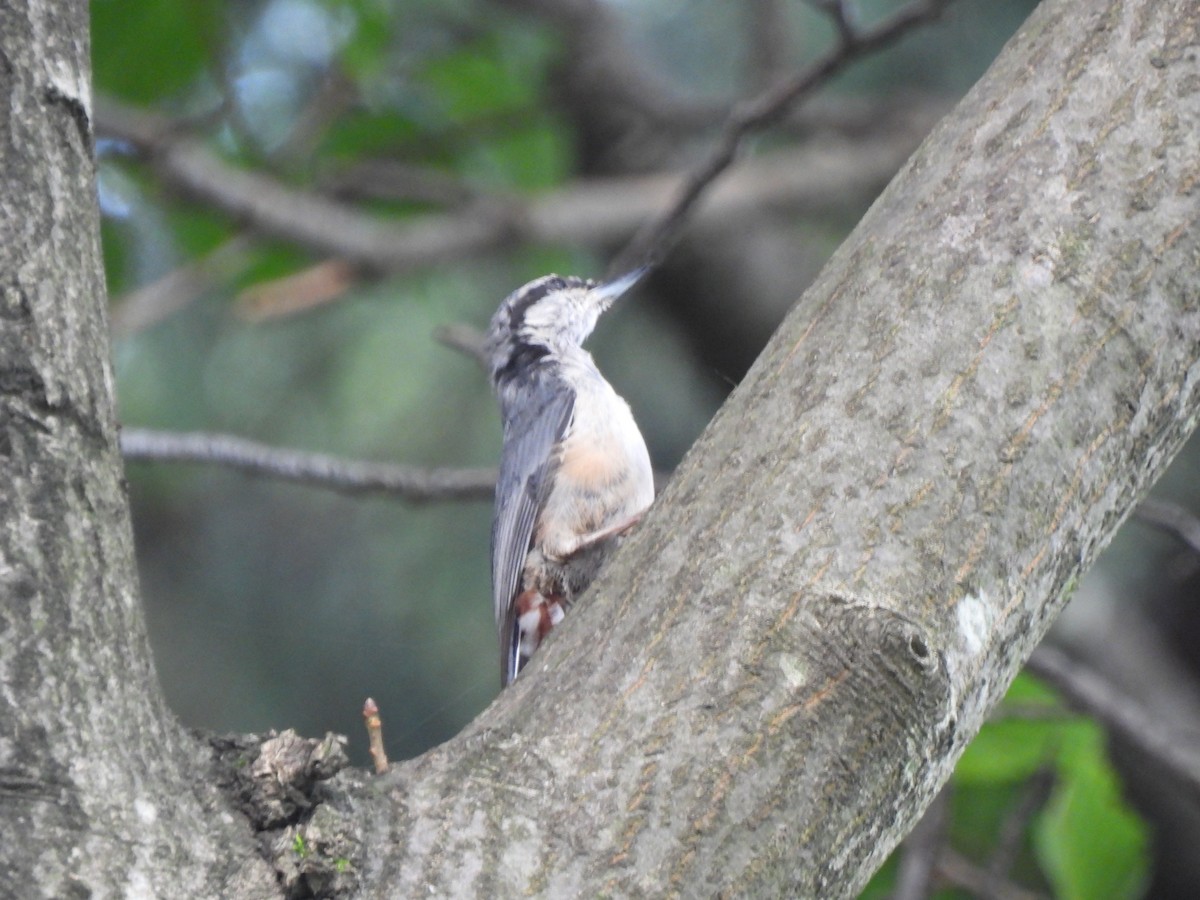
[[0, 0, 1196, 897], [0, 2, 276, 895]]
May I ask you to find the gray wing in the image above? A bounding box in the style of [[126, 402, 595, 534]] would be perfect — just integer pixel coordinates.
[[492, 379, 575, 686]]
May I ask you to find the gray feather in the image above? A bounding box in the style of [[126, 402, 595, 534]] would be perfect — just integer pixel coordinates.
[[491, 373, 575, 685]]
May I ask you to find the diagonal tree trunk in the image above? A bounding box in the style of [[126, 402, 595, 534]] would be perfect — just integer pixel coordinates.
[[0, 0, 1196, 896], [357, 1, 1200, 895]]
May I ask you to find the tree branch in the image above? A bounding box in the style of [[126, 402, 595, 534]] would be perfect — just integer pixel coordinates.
[[95, 95, 946, 275], [1133, 496, 1200, 557], [109, 236, 256, 337], [610, 0, 956, 274], [119, 428, 495, 502]]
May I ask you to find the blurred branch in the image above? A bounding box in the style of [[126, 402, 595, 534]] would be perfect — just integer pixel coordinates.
[[435, 323, 489, 368], [120, 427, 495, 503], [808, 0, 858, 47], [747, 0, 793, 89], [320, 159, 484, 207], [612, 0, 957, 274], [936, 850, 1047, 900], [235, 258, 359, 321], [1027, 645, 1200, 802], [95, 94, 946, 275], [891, 785, 950, 900], [110, 236, 256, 338], [1134, 496, 1200, 556], [268, 68, 359, 169], [987, 768, 1055, 888]]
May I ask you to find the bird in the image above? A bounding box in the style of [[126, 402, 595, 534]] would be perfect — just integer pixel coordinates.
[[485, 270, 654, 687]]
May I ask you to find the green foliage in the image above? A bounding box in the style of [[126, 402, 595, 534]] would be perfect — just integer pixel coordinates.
[[1035, 727, 1149, 900], [318, 110, 420, 161], [331, 0, 395, 78], [863, 674, 1150, 898], [91, 0, 220, 103]]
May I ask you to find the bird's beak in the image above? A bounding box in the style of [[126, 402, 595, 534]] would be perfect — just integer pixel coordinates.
[[592, 267, 648, 309]]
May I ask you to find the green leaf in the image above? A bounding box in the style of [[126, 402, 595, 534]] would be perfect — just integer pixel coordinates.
[[459, 119, 571, 189], [336, 0, 393, 79], [954, 717, 1061, 786], [1034, 726, 1150, 900], [1005, 671, 1061, 705], [421, 27, 554, 120], [92, 0, 217, 103], [954, 673, 1078, 786], [318, 110, 420, 161]]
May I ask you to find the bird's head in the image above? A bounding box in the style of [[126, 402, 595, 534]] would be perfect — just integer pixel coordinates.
[[485, 270, 644, 384]]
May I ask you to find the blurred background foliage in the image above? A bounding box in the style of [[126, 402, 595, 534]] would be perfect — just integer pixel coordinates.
[[92, 0, 1200, 895]]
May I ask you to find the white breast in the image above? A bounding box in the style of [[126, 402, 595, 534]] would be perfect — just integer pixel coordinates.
[[536, 365, 654, 556]]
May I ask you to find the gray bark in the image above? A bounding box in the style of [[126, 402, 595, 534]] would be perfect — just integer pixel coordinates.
[[0, 0, 1197, 897], [358, 0, 1200, 896], [0, 2, 276, 896]]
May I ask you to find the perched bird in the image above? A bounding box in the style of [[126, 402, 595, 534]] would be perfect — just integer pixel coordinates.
[[486, 271, 654, 687]]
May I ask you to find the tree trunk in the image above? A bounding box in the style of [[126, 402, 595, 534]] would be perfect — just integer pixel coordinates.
[[0, 2, 276, 895], [0, 0, 1197, 897]]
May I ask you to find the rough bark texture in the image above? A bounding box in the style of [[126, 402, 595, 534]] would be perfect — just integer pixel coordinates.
[[0, 2, 276, 896], [350, 0, 1200, 896], [0, 0, 1197, 897]]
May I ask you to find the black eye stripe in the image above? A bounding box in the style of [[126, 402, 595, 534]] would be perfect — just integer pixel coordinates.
[[506, 275, 590, 331]]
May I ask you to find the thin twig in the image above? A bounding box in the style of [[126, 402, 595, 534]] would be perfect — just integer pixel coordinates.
[[120, 427, 495, 503], [1027, 644, 1200, 802], [987, 701, 1072, 722], [808, 0, 858, 48], [434, 323, 489, 369], [235, 258, 359, 321], [320, 159, 485, 208], [363, 698, 389, 775], [610, 0, 955, 276], [1133, 496, 1200, 557], [747, 0, 793, 89]]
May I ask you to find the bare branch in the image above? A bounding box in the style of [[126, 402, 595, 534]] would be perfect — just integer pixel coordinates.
[[1027, 645, 1200, 802], [434, 323, 490, 369], [95, 94, 946, 275], [808, 0, 858, 48], [320, 159, 484, 207], [611, 0, 955, 275], [1133, 496, 1200, 557], [109, 236, 256, 338], [235, 258, 359, 321], [747, 0, 794, 89], [119, 427, 495, 503]]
